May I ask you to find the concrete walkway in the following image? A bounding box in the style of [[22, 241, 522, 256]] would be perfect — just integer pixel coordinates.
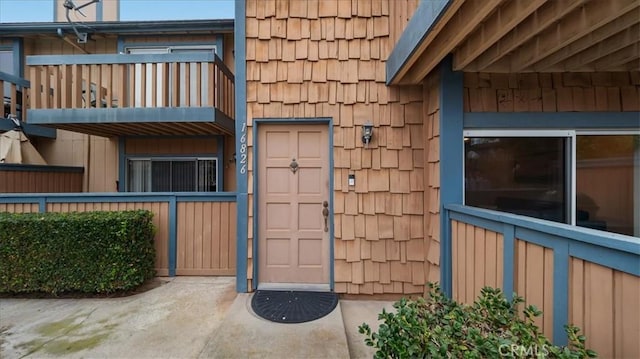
[[0, 277, 393, 359]]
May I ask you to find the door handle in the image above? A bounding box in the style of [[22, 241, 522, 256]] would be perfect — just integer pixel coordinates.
[[322, 200, 329, 232]]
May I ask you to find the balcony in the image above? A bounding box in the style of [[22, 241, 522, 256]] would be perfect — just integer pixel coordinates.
[[13, 52, 234, 137]]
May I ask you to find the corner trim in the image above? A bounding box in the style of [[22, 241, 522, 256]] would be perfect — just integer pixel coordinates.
[[234, 0, 248, 293], [439, 56, 464, 297]]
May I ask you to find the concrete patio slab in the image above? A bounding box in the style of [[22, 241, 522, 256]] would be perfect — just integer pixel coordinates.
[[0, 277, 237, 359], [340, 300, 395, 359], [198, 293, 350, 359]]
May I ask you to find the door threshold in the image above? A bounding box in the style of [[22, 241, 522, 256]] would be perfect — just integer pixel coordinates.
[[257, 283, 331, 292]]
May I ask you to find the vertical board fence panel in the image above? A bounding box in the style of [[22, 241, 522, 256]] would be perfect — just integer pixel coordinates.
[[570, 259, 640, 358], [451, 220, 504, 305], [447, 204, 640, 352], [176, 201, 236, 275], [46, 201, 171, 276], [1, 193, 236, 278]]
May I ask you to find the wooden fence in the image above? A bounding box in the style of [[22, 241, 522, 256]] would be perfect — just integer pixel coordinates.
[[446, 204, 639, 357], [0, 193, 237, 277], [0, 164, 83, 193]]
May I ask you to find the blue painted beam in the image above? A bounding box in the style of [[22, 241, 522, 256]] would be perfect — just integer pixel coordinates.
[[28, 107, 234, 135], [464, 112, 640, 129], [0, 192, 237, 203], [0, 164, 83, 173], [445, 203, 640, 257], [27, 52, 216, 66], [0, 71, 30, 88], [386, 0, 452, 85], [439, 56, 464, 298], [0, 119, 57, 138], [234, 0, 249, 293]]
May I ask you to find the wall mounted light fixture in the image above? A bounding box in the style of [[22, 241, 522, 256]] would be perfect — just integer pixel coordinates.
[[361, 122, 374, 147]]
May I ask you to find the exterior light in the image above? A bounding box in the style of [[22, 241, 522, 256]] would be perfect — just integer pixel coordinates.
[[361, 122, 373, 146]]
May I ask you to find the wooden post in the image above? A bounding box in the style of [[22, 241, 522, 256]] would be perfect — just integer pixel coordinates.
[[71, 64, 81, 108], [30, 66, 41, 109]]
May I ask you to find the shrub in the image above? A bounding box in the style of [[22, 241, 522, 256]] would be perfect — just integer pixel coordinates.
[[0, 210, 156, 295], [359, 283, 596, 358]]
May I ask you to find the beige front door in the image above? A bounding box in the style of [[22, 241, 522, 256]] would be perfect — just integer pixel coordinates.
[[258, 124, 330, 286]]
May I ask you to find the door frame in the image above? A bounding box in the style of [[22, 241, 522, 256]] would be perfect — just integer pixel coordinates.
[[252, 117, 334, 291]]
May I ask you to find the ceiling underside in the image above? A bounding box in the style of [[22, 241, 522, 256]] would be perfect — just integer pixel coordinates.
[[40, 122, 229, 138], [396, 0, 640, 84]]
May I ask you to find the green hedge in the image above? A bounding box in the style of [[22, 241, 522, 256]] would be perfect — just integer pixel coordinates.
[[0, 210, 156, 294]]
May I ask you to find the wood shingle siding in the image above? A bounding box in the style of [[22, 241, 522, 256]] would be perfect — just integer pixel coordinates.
[[464, 72, 640, 112], [245, 0, 426, 294]]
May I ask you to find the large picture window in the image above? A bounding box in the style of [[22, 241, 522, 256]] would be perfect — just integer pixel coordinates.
[[464, 131, 639, 237], [127, 158, 217, 192]]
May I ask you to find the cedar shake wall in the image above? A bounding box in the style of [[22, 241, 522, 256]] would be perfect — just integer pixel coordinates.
[[464, 72, 640, 112], [423, 71, 442, 286], [244, 0, 425, 294]]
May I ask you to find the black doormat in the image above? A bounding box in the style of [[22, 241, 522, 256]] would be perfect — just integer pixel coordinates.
[[251, 290, 339, 324]]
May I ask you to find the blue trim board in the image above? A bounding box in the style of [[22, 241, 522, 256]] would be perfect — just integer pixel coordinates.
[[168, 196, 177, 276], [328, 118, 335, 290], [0, 119, 57, 139], [12, 38, 23, 77], [386, 0, 451, 85], [27, 52, 216, 66], [38, 197, 46, 213], [0, 164, 83, 173], [464, 112, 640, 129], [52, 0, 57, 22], [439, 56, 464, 297], [0, 71, 30, 88], [28, 108, 234, 135], [0, 192, 237, 203], [553, 239, 570, 346], [116, 37, 125, 53], [235, 0, 248, 293], [215, 36, 224, 58], [118, 137, 126, 192], [570, 241, 640, 276], [502, 223, 515, 301], [445, 204, 640, 256], [252, 122, 259, 290], [216, 135, 224, 191], [449, 211, 503, 233], [96, 0, 103, 21]]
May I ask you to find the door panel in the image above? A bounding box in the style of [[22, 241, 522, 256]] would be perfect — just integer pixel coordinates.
[[258, 124, 330, 285]]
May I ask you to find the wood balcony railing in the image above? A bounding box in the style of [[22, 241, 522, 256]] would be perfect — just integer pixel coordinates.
[[1, 71, 29, 121], [25, 52, 235, 119]]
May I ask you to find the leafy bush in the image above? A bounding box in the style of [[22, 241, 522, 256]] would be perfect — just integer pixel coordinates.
[[0, 210, 156, 294], [359, 283, 596, 358]]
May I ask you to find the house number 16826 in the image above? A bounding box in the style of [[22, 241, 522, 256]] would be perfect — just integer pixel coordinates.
[[239, 123, 247, 174]]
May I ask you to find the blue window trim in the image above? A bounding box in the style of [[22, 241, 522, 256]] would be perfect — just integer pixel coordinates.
[[234, 0, 248, 293], [117, 40, 220, 55], [252, 118, 335, 291], [464, 112, 640, 129], [119, 134, 219, 193]]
